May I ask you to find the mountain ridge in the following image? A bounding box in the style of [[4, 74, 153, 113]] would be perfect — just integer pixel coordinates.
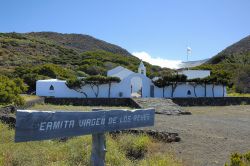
[[26, 32, 132, 56], [0, 32, 170, 78], [206, 35, 250, 64]]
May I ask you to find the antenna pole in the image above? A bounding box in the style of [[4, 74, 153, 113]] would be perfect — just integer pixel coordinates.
[[186, 47, 191, 70]]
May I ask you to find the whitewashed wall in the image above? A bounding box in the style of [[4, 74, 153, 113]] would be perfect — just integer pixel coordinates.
[[36, 80, 114, 98], [153, 83, 226, 98], [36, 79, 226, 98]]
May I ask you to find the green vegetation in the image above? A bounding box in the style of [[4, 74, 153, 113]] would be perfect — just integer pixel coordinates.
[[0, 122, 182, 166], [227, 93, 250, 97], [192, 63, 249, 93], [13, 63, 75, 92], [75, 50, 168, 78], [205, 33, 250, 65], [0, 32, 172, 100], [21, 94, 42, 102], [0, 32, 168, 78], [0, 75, 27, 106], [199, 35, 250, 94], [225, 152, 250, 166]]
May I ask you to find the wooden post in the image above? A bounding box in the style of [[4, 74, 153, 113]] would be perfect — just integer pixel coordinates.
[[91, 109, 106, 166], [91, 133, 106, 166]]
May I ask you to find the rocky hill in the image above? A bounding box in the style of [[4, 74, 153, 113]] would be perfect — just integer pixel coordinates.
[[195, 35, 250, 93], [0, 32, 171, 79], [27, 32, 132, 56], [206, 35, 250, 64], [0, 32, 132, 67]]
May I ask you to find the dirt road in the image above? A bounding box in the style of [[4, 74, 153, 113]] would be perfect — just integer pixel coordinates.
[[146, 105, 250, 166]]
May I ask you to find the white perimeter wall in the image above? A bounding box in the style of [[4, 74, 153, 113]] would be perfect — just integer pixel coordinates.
[[154, 83, 226, 98], [36, 80, 226, 98]]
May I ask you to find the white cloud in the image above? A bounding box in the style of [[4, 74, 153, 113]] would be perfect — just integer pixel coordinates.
[[132, 51, 182, 69]]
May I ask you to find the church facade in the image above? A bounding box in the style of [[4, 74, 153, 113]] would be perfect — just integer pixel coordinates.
[[36, 61, 226, 98]]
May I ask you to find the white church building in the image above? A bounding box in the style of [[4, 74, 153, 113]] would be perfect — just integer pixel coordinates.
[[36, 61, 226, 98]]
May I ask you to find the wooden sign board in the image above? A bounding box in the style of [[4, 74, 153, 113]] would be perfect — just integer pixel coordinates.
[[15, 109, 155, 142]]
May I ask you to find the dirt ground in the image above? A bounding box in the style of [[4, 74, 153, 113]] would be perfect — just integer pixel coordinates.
[[146, 105, 250, 166]]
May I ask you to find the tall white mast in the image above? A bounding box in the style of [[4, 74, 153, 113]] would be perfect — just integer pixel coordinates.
[[187, 46, 192, 70]]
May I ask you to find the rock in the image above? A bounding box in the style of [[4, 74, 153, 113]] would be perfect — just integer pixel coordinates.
[[0, 114, 16, 128], [0, 105, 16, 114], [110, 129, 181, 143], [133, 98, 191, 116]]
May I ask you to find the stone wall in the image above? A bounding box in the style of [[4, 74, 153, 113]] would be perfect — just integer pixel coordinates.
[[45, 98, 141, 108], [172, 97, 250, 106], [0, 97, 44, 127]]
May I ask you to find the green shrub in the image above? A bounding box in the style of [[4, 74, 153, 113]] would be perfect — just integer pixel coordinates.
[[116, 134, 151, 160], [226, 152, 250, 166], [139, 154, 182, 166], [14, 64, 75, 92], [0, 75, 27, 105]]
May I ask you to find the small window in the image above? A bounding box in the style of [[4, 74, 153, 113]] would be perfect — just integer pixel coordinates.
[[49, 85, 54, 91], [187, 90, 191, 96]]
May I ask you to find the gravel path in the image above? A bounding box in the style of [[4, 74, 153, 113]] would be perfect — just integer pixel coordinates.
[[145, 105, 250, 166]]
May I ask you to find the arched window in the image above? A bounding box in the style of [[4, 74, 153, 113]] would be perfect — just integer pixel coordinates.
[[49, 85, 54, 91], [187, 90, 191, 96]]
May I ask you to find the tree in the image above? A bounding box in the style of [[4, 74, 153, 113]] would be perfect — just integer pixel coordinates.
[[84, 75, 120, 98], [66, 78, 88, 98], [234, 66, 250, 93], [187, 78, 201, 97], [84, 75, 108, 98], [153, 74, 187, 98], [66, 76, 120, 98], [106, 76, 121, 98], [14, 64, 75, 92], [153, 78, 167, 97], [169, 74, 187, 98]]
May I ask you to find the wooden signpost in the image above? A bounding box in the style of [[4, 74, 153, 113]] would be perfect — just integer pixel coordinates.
[[15, 108, 155, 166]]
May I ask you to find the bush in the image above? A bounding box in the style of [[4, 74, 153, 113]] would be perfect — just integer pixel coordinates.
[[14, 64, 75, 92], [116, 134, 151, 160], [234, 65, 250, 93], [0, 75, 27, 105], [226, 152, 250, 166]]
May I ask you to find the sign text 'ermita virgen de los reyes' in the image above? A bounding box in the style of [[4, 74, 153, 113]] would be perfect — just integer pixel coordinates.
[[15, 109, 155, 142]]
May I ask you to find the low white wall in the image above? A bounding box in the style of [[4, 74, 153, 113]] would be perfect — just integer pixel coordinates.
[[36, 80, 226, 98], [153, 83, 226, 98], [37, 80, 116, 98]]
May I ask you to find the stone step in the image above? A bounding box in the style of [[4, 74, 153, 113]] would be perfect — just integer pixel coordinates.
[[132, 98, 191, 115]]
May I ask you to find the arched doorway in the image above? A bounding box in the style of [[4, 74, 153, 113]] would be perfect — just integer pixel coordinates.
[[130, 76, 143, 98]]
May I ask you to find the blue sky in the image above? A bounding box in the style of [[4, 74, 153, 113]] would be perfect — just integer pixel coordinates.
[[1, 0, 250, 68]]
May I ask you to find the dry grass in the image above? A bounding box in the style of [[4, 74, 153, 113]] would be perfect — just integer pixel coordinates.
[[227, 93, 250, 97], [21, 94, 41, 102], [0, 122, 182, 166], [30, 103, 131, 112], [183, 105, 250, 115]]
